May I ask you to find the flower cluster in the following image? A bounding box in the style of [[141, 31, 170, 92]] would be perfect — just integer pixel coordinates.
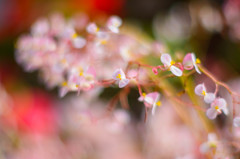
[[195, 83, 228, 119]]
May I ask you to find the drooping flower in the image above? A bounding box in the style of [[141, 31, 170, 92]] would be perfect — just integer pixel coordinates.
[[206, 98, 228, 119], [233, 117, 240, 127], [112, 69, 129, 88], [200, 133, 218, 154], [182, 53, 201, 74], [138, 92, 161, 115], [107, 16, 122, 33], [160, 53, 183, 76], [194, 83, 215, 104]]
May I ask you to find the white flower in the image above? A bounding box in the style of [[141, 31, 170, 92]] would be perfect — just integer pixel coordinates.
[[160, 53, 183, 76], [112, 69, 129, 88], [71, 33, 86, 48], [206, 98, 228, 119], [107, 16, 122, 33], [194, 83, 215, 104], [86, 23, 99, 34], [200, 133, 218, 154], [233, 117, 240, 127], [138, 92, 161, 115]]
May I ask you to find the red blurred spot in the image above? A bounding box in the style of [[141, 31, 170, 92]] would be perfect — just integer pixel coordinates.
[[91, 0, 125, 15]]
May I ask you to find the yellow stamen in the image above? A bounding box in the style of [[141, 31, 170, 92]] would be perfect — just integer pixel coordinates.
[[170, 61, 175, 65], [79, 72, 84, 76], [61, 59, 67, 64], [202, 90, 206, 96], [96, 27, 100, 32], [156, 101, 161, 106], [72, 33, 78, 39], [196, 58, 201, 64], [100, 40, 107, 45], [209, 142, 217, 148], [116, 74, 122, 80], [76, 84, 79, 88], [142, 93, 146, 97], [215, 106, 219, 110], [62, 81, 67, 86]]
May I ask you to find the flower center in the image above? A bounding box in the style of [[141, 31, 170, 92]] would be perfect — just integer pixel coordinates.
[[79, 71, 84, 76], [196, 58, 201, 64], [170, 61, 175, 66], [215, 106, 219, 110], [72, 33, 78, 39], [156, 101, 161, 106], [116, 74, 122, 80], [62, 81, 68, 86], [202, 90, 206, 96], [142, 93, 146, 97]]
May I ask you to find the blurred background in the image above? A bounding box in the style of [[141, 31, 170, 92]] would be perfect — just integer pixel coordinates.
[[0, 0, 240, 158]]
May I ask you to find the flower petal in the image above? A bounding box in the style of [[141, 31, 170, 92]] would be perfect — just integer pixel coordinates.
[[160, 53, 172, 66], [119, 78, 129, 88], [204, 93, 215, 104], [194, 83, 206, 96], [183, 53, 194, 70], [233, 117, 240, 127], [72, 37, 86, 48], [170, 66, 183, 76], [200, 143, 210, 154], [191, 53, 201, 74], [206, 107, 218, 119]]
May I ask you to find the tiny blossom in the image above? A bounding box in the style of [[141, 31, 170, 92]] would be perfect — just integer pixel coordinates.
[[86, 23, 99, 34], [152, 67, 158, 75], [206, 98, 228, 119], [31, 18, 49, 37], [71, 34, 86, 49], [107, 16, 122, 33], [160, 53, 183, 76], [95, 31, 109, 46], [138, 92, 161, 115], [182, 53, 201, 74], [233, 117, 240, 127], [200, 133, 218, 154], [112, 68, 129, 88], [194, 83, 215, 104]]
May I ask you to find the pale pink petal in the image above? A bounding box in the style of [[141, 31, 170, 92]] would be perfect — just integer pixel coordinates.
[[86, 66, 96, 77], [170, 66, 183, 76], [72, 37, 86, 48], [194, 83, 206, 96], [146, 92, 159, 101], [108, 26, 119, 33], [208, 133, 217, 142], [206, 107, 218, 119], [215, 98, 227, 108], [138, 96, 144, 102], [233, 117, 240, 127], [59, 87, 68, 98], [144, 96, 154, 105], [119, 78, 129, 88], [183, 53, 194, 70], [191, 53, 201, 74], [204, 93, 215, 104], [160, 53, 172, 66]]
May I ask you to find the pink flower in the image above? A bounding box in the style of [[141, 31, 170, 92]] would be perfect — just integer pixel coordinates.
[[194, 83, 215, 104], [107, 16, 122, 33], [160, 53, 182, 76], [233, 117, 240, 127], [138, 92, 161, 115], [206, 98, 228, 119], [182, 53, 201, 74], [112, 68, 129, 88]]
